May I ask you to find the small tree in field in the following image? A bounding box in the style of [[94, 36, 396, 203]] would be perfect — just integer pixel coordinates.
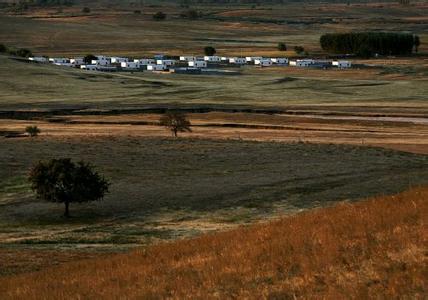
[[25, 125, 41, 137], [29, 159, 110, 217], [278, 42, 287, 51], [159, 111, 192, 137], [204, 46, 216, 56]]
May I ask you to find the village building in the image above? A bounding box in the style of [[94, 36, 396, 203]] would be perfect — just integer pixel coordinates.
[[49, 58, 69, 64], [110, 57, 128, 64], [229, 57, 246, 64], [70, 58, 84, 65], [80, 65, 98, 71], [254, 59, 273, 67], [121, 61, 138, 69], [156, 59, 175, 66], [29, 57, 48, 63], [204, 56, 221, 62], [147, 64, 167, 71], [271, 58, 289, 64], [188, 61, 207, 68], [246, 57, 263, 63], [332, 60, 352, 69], [180, 56, 196, 62]]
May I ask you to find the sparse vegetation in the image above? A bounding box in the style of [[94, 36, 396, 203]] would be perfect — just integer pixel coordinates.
[[159, 111, 192, 137], [1, 186, 426, 298], [28, 158, 110, 217], [25, 126, 40, 137]]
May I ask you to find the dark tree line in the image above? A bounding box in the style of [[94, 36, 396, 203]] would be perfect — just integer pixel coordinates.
[[320, 32, 419, 57]]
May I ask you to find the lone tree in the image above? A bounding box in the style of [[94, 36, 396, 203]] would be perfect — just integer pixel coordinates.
[[25, 125, 41, 137], [29, 159, 110, 217], [204, 46, 216, 56], [153, 11, 166, 20], [277, 42, 287, 51], [159, 111, 192, 137]]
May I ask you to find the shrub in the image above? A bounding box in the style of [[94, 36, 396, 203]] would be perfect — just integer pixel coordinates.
[[25, 126, 41, 137], [153, 11, 166, 20], [82, 7, 90, 13], [204, 46, 216, 56], [294, 46, 304, 54], [16, 48, 32, 58], [134, 10, 141, 14], [0, 44, 7, 53], [277, 42, 287, 51], [180, 9, 200, 19]]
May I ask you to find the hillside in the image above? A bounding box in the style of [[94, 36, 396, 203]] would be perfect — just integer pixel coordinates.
[[1, 186, 426, 299]]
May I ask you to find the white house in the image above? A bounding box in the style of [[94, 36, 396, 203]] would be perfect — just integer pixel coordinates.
[[156, 59, 175, 66], [92, 59, 110, 66], [133, 59, 155, 65], [180, 56, 196, 62], [70, 58, 84, 65], [332, 60, 351, 69], [228, 57, 246, 64], [121, 61, 138, 69], [111, 57, 128, 64], [246, 56, 263, 63], [49, 58, 69, 64], [289, 59, 314, 67], [29, 57, 48, 63], [54, 62, 74, 67], [80, 64, 98, 71], [204, 56, 221, 62], [271, 58, 288, 64], [147, 64, 167, 71], [254, 59, 273, 67], [188, 61, 207, 68]]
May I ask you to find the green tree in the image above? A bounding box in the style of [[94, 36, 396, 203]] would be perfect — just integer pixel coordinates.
[[204, 46, 216, 56], [277, 42, 287, 51], [16, 48, 32, 58], [159, 111, 192, 137], [83, 54, 97, 64], [29, 159, 110, 217], [153, 11, 166, 20], [414, 35, 420, 53], [25, 125, 41, 137]]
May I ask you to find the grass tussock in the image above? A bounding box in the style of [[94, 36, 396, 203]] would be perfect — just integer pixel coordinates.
[[1, 187, 427, 299]]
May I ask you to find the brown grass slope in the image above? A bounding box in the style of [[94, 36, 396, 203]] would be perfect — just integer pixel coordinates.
[[1, 187, 427, 299]]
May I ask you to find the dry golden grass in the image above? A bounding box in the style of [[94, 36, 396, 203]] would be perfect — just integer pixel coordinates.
[[0, 186, 427, 299]]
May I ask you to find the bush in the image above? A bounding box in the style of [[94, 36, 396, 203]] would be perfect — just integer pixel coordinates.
[[82, 7, 90, 13], [180, 9, 200, 19], [0, 44, 7, 53], [204, 46, 216, 56], [153, 11, 166, 20], [294, 46, 304, 54], [134, 10, 141, 14], [16, 48, 32, 58], [277, 42, 287, 51], [25, 126, 41, 137]]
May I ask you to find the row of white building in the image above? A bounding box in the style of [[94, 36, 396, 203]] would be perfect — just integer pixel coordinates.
[[28, 54, 352, 72]]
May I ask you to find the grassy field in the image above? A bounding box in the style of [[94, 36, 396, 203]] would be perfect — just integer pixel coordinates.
[[0, 2, 427, 56], [1, 136, 428, 255], [1, 56, 427, 110], [1, 186, 426, 299]]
